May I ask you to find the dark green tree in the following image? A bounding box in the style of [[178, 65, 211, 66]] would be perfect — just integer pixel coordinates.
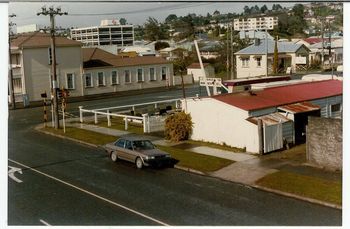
[[120, 18, 127, 25], [143, 17, 167, 41]]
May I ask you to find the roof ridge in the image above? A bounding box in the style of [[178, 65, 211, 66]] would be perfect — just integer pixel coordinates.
[[17, 31, 41, 47]]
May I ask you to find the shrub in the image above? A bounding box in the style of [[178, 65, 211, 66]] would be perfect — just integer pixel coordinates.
[[165, 112, 193, 142]]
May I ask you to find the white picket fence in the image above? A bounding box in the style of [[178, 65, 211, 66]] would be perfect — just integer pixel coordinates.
[[78, 98, 182, 133]]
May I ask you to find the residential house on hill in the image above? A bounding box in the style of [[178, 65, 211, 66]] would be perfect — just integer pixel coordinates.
[[235, 40, 310, 78]]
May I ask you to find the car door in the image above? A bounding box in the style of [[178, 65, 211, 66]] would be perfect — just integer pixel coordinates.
[[114, 139, 128, 160], [124, 140, 137, 162]]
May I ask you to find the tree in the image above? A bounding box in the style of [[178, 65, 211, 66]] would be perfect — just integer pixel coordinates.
[[165, 112, 193, 142], [243, 6, 251, 15], [143, 17, 167, 41], [260, 5, 268, 14], [120, 18, 127, 25], [165, 14, 177, 24], [154, 41, 170, 51], [292, 4, 305, 18]]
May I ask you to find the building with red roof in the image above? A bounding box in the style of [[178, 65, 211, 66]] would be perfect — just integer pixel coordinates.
[[185, 80, 342, 154]]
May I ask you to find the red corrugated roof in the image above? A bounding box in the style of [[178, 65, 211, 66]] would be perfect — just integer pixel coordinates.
[[214, 80, 342, 111], [278, 102, 320, 114]]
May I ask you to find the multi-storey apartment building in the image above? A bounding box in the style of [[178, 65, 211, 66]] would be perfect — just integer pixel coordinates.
[[70, 19, 134, 48], [233, 17, 278, 31]]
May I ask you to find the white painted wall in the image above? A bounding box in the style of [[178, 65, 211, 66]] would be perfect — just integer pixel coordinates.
[[83, 64, 173, 96], [185, 98, 260, 153], [187, 65, 215, 81], [22, 46, 83, 101], [236, 55, 266, 78]]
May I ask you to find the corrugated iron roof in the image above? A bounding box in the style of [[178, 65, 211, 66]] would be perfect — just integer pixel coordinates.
[[235, 40, 308, 55], [247, 112, 291, 126], [82, 47, 170, 68], [278, 102, 320, 114], [11, 32, 81, 49], [214, 80, 342, 111]]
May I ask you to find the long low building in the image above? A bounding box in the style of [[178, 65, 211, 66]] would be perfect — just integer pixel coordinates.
[[184, 80, 342, 154]]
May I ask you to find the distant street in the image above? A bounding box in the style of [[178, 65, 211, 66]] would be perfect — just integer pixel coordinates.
[[8, 87, 341, 226]]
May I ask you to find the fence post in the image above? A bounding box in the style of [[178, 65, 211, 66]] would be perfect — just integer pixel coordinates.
[[154, 103, 158, 109], [107, 110, 111, 127], [124, 116, 128, 130], [79, 106, 83, 123], [175, 101, 179, 109], [142, 114, 149, 133], [94, 111, 98, 124]]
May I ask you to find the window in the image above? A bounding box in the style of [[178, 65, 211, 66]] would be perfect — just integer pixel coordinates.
[[125, 140, 133, 150], [85, 73, 93, 88], [242, 58, 249, 68], [97, 72, 105, 86], [115, 139, 125, 147], [256, 57, 261, 67], [125, 70, 131, 83], [13, 78, 22, 94], [161, 67, 167, 80], [66, 73, 75, 89], [331, 104, 341, 112], [149, 68, 156, 81], [137, 68, 144, 82], [111, 70, 119, 85]]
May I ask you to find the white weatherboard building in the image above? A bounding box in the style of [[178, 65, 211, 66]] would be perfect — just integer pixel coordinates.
[[70, 20, 134, 48], [234, 17, 278, 31], [185, 80, 342, 154], [235, 40, 310, 78]]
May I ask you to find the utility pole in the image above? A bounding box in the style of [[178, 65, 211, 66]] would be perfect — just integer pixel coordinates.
[[37, 6, 67, 129], [230, 23, 234, 79], [265, 28, 268, 77], [226, 23, 229, 80], [320, 19, 325, 68], [8, 14, 16, 110]]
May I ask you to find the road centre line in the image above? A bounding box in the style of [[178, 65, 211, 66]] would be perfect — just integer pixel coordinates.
[[39, 219, 51, 226], [8, 158, 170, 226]]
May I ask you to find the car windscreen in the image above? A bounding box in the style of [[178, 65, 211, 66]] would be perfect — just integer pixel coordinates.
[[132, 140, 155, 150]]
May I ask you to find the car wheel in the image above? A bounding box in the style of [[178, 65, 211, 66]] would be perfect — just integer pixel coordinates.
[[111, 152, 118, 162], [135, 157, 143, 169]]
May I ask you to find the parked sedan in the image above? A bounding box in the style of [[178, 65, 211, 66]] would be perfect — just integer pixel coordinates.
[[104, 136, 176, 169]]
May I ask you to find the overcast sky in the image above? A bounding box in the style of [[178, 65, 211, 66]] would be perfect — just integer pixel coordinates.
[[9, 2, 296, 29]]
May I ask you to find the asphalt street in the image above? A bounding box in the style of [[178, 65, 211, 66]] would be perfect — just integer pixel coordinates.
[[8, 87, 342, 226]]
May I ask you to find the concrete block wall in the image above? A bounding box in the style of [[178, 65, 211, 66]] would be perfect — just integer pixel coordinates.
[[306, 116, 342, 171]]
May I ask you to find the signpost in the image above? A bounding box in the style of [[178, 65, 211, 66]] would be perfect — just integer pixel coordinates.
[[41, 91, 48, 127]]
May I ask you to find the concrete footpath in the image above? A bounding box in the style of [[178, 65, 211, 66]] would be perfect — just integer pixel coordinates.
[[42, 121, 342, 210]]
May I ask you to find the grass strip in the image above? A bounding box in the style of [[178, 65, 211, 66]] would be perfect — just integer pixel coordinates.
[[42, 126, 233, 173], [43, 126, 117, 146], [256, 171, 342, 205], [157, 145, 233, 173]]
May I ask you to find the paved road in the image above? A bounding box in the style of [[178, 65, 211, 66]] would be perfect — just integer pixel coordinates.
[[8, 88, 342, 226]]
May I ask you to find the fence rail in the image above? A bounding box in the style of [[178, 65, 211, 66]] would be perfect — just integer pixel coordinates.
[[78, 98, 183, 133]]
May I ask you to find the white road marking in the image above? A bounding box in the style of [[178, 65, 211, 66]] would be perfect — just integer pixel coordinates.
[[8, 159, 170, 226], [8, 166, 23, 183], [39, 219, 51, 226]]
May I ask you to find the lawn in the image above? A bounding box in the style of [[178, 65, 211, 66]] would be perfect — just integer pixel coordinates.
[[43, 126, 117, 145], [41, 126, 233, 173], [256, 170, 342, 205], [157, 145, 233, 173]]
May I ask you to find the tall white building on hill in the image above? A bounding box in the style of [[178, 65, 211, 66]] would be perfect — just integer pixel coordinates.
[[70, 19, 134, 48]]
